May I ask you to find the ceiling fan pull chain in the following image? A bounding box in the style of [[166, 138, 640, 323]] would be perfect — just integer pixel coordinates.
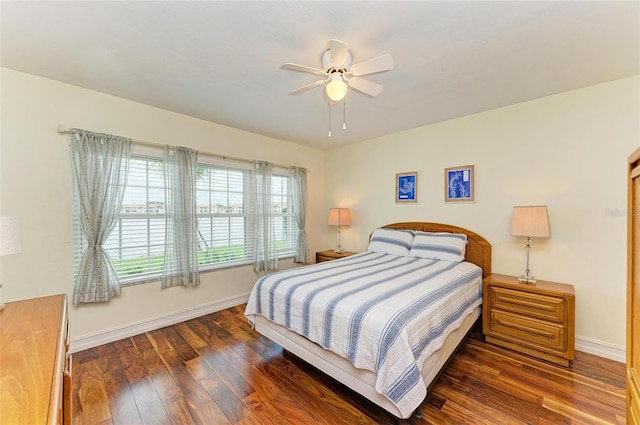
[[343, 98, 347, 130], [328, 104, 332, 138]]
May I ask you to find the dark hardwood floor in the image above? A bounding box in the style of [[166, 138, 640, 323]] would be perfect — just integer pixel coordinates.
[[71, 305, 626, 425]]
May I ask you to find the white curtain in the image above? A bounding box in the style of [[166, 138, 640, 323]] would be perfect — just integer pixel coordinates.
[[251, 161, 278, 272], [163, 145, 200, 288], [70, 129, 132, 305], [289, 166, 311, 263]]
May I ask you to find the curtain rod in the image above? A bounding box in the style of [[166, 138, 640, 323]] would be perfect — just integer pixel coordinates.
[[56, 125, 305, 171]]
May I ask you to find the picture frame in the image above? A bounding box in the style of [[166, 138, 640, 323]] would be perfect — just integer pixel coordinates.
[[396, 171, 418, 203], [444, 164, 475, 203]]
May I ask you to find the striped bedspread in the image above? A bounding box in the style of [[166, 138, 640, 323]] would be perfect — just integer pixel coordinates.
[[244, 251, 483, 417]]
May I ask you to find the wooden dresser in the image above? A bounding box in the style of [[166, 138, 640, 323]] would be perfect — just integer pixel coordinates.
[[0, 294, 71, 425], [482, 273, 575, 366], [628, 147, 640, 425]]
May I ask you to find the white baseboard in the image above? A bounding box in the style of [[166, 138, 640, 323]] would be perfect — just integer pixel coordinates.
[[70, 297, 627, 366], [575, 335, 625, 363], [69, 292, 250, 353]]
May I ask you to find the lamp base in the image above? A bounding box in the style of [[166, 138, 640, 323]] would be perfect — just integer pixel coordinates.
[[518, 274, 537, 284], [335, 226, 344, 253]]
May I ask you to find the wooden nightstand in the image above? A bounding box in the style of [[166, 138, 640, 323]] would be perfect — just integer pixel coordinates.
[[482, 273, 575, 366], [315, 249, 357, 263]]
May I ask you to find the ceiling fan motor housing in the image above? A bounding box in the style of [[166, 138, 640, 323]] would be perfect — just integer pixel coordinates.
[[322, 49, 352, 74]]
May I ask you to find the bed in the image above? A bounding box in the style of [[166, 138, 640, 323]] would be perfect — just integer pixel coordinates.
[[245, 222, 491, 419]]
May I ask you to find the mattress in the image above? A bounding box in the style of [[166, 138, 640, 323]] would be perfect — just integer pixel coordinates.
[[245, 251, 483, 417]]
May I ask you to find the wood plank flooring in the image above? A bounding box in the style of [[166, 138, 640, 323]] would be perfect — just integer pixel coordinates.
[[71, 305, 626, 425]]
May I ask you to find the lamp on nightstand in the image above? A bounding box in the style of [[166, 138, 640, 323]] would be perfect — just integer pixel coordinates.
[[0, 216, 22, 310], [511, 205, 550, 284], [327, 208, 351, 253]]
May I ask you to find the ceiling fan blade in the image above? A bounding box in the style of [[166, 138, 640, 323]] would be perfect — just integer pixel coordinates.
[[281, 63, 326, 76], [329, 39, 349, 68], [348, 77, 384, 97], [288, 79, 328, 96], [350, 54, 394, 77]]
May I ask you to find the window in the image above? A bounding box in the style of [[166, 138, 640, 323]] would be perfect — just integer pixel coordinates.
[[271, 174, 296, 252], [195, 165, 249, 265], [73, 153, 296, 285]]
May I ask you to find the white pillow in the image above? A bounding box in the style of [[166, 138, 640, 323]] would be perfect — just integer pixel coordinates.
[[409, 231, 468, 262], [368, 228, 414, 256]]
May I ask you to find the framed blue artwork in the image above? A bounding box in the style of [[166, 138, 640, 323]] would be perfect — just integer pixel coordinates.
[[444, 164, 476, 203], [396, 171, 418, 203]]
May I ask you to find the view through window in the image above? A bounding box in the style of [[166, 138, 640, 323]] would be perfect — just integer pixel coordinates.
[[74, 155, 296, 284]]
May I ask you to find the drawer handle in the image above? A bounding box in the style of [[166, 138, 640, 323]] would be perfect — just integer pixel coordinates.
[[496, 319, 555, 339]]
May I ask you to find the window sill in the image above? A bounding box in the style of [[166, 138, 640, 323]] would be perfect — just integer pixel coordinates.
[[119, 253, 295, 287]]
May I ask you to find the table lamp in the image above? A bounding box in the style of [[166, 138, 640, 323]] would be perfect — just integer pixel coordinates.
[[511, 206, 550, 283], [327, 208, 351, 253]]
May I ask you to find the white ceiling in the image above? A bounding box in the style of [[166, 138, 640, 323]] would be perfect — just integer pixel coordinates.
[[1, 1, 639, 150]]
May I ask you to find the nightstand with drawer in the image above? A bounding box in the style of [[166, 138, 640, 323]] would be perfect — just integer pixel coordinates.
[[482, 273, 575, 366], [315, 250, 357, 263]]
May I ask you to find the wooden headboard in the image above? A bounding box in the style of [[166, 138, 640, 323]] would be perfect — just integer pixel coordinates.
[[380, 222, 492, 278]]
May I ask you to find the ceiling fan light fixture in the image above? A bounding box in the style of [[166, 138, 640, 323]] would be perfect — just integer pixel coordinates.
[[326, 73, 347, 102]]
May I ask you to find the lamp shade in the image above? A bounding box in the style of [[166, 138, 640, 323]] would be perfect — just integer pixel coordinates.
[[0, 216, 22, 256], [511, 206, 550, 238], [327, 208, 351, 226]]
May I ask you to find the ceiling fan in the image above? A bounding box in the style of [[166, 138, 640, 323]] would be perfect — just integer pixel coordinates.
[[281, 39, 394, 102]]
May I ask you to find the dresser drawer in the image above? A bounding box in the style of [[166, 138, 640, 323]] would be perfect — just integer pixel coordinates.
[[488, 310, 567, 353], [487, 285, 566, 323]]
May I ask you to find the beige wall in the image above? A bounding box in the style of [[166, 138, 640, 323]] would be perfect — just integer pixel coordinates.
[[324, 76, 639, 351], [0, 68, 325, 341], [2, 66, 637, 356]]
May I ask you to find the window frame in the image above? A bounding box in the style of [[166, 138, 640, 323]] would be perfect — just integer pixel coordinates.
[[73, 147, 297, 287]]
